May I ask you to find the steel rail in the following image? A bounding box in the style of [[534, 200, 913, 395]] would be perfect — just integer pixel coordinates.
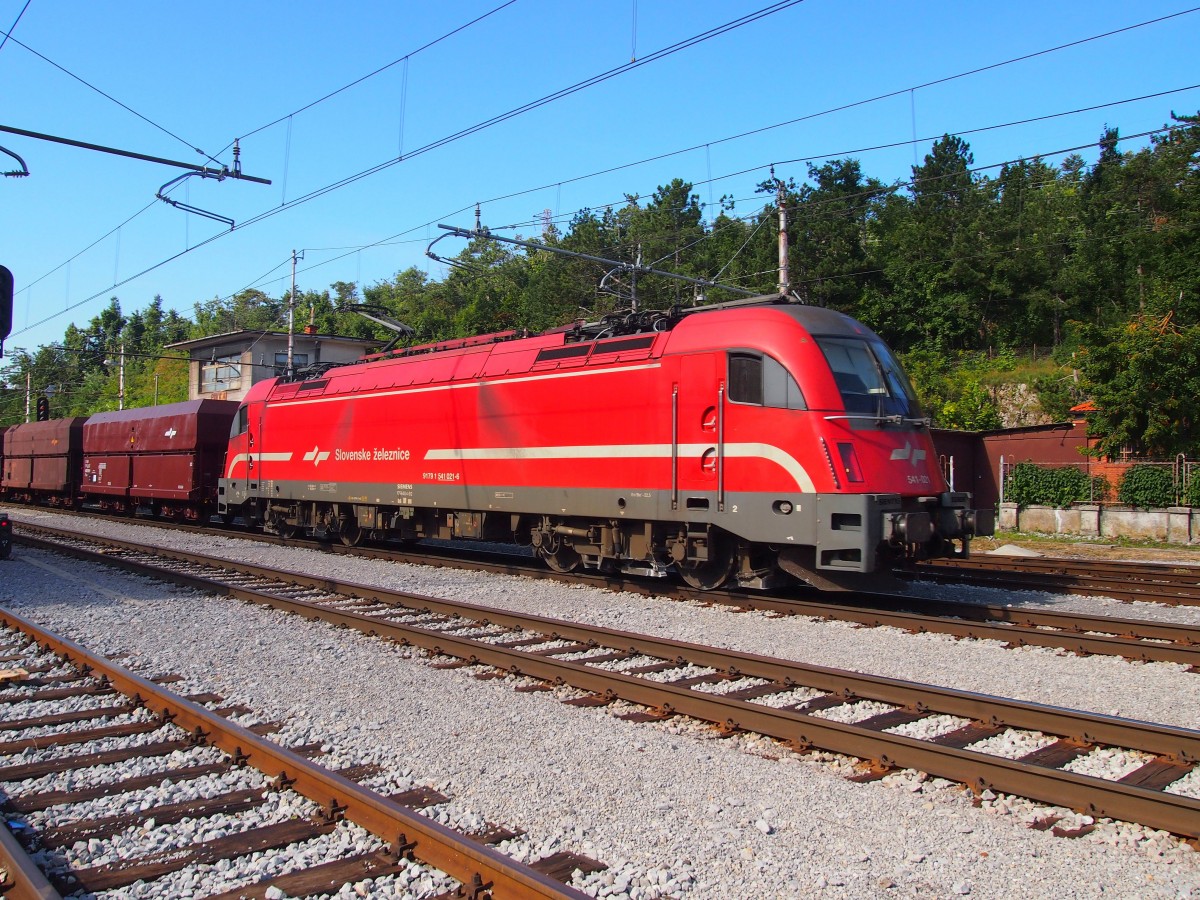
[[9, 516, 1200, 667], [15, 528, 1200, 840], [928, 555, 1200, 583], [0, 816, 61, 900], [631, 581, 1200, 667], [0, 607, 586, 900], [915, 557, 1200, 606]]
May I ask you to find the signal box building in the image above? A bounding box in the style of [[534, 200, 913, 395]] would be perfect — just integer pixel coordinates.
[[167, 330, 378, 403]]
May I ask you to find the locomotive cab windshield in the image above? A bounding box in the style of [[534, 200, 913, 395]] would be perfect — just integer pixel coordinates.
[[815, 335, 923, 421]]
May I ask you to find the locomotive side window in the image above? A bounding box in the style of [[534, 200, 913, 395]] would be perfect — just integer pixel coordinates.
[[230, 406, 249, 438], [729, 354, 763, 405], [815, 337, 920, 417], [728, 353, 806, 410]]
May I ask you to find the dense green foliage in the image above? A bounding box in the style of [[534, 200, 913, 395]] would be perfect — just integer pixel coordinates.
[[1004, 462, 1107, 508], [1116, 464, 1177, 509], [1187, 473, 1200, 508], [2, 112, 1199, 451]]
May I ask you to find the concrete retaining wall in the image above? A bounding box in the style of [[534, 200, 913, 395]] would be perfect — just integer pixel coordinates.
[[999, 503, 1200, 544]]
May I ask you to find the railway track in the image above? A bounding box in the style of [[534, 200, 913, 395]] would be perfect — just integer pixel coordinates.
[[12, 517, 1200, 671], [10, 524, 1200, 844], [0, 610, 599, 899], [915, 555, 1200, 605]]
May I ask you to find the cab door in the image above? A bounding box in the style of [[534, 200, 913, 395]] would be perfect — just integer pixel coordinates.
[[219, 401, 263, 512], [674, 352, 724, 513]]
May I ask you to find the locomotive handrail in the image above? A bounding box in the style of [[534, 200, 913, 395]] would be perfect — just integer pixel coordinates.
[[823, 414, 931, 427]]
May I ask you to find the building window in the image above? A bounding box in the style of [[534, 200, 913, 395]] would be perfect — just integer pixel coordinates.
[[274, 352, 309, 376], [201, 355, 242, 393]]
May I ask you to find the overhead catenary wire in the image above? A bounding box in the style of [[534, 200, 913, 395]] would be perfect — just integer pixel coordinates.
[[5, 2, 520, 306], [63, 115, 1200, 345], [0, 23, 224, 168], [7, 0, 798, 331], [0, 0, 31, 56], [12, 4, 1188, 336], [191, 114, 1200, 333], [223, 0, 810, 235], [4, 127, 1194, 420], [11, 6, 1200, 345], [220, 0, 520, 153], [448, 9, 1200, 218], [7, 1, 806, 339]]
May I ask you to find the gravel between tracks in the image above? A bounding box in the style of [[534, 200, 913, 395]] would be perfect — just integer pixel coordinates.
[[2, 507, 1199, 899]]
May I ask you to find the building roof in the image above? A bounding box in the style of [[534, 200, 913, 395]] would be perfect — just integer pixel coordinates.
[[1070, 399, 1099, 413], [166, 329, 377, 351]]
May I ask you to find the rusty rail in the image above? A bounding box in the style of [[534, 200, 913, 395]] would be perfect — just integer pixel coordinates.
[[0, 607, 587, 900], [13, 526, 1200, 841], [915, 555, 1200, 605], [10, 516, 1200, 668]]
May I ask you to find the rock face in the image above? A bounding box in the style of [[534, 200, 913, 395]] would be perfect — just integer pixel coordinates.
[[995, 383, 1056, 429]]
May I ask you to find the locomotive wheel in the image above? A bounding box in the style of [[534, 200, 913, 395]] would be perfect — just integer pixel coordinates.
[[539, 543, 581, 573], [677, 531, 736, 591], [266, 509, 298, 540], [337, 506, 363, 547], [339, 519, 363, 547]]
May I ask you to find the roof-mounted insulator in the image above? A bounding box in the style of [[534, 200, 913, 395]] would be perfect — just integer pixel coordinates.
[[1, 144, 29, 178]]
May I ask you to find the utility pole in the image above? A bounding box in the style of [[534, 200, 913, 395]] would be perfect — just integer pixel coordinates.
[[774, 165, 790, 299], [24, 369, 30, 423], [153, 373, 160, 406], [118, 343, 125, 410], [287, 249, 302, 379], [631, 244, 641, 313]]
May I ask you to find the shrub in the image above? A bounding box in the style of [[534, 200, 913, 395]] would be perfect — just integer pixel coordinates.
[[1117, 464, 1176, 509], [1005, 462, 1104, 507], [1187, 473, 1200, 508]]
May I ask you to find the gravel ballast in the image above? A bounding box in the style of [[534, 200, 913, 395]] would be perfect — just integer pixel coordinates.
[[1, 508, 1199, 898]]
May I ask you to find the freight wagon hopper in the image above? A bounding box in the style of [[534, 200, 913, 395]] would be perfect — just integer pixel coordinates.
[[83, 400, 239, 519], [0, 418, 86, 507]]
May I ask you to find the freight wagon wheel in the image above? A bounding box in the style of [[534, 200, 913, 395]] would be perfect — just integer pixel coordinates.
[[677, 530, 736, 591], [538, 543, 581, 574]]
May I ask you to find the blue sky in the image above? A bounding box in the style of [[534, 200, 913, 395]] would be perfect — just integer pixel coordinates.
[[1, 0, 1197, 356]]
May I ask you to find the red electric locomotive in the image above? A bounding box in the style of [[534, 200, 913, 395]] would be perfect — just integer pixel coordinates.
[[218, 296, 992, 589]]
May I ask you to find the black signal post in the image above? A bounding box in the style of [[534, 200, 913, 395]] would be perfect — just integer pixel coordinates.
[[0, 263, 12, 358]]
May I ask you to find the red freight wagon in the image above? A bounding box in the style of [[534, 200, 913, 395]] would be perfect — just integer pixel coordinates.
[[0, 418, 86, 506], [0, 425, 7, 496], [83, 400, 239, 519]]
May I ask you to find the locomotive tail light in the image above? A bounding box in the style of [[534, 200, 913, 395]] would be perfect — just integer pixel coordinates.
[[773, 500, 794, 515], [836, 442, 864, 483]]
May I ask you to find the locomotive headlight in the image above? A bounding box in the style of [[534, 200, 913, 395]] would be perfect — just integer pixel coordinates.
[[837, 443, 865, 483], [773, 500, 794, 515]]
